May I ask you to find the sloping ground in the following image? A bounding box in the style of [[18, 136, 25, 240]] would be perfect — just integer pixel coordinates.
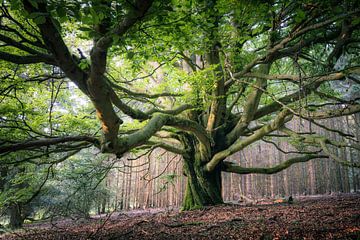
[[2, 194, 360, 240]]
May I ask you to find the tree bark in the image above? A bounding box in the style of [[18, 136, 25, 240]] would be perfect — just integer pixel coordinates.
[[181, 151, 223, 210], [9, 204, 23, 229]]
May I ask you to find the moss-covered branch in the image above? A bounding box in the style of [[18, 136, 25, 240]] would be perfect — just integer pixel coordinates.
[[222, 155, 328, 174], [114, 113, 210, 156], [0, 136, 100, 154], [109, 78, 183, 99], [253, 67, 360, 121], [109, 83, 193, 121], [298, 104, 360, 119], [206, 44, 226, 133], [206, 109, 291, 172], [23, 0, 89, 94], [280, 127, 360, 168], [146, 104, 194, 116], [145, 140, 186, 155], [226, 64, 270, 144], [319, 140, 360, 168]]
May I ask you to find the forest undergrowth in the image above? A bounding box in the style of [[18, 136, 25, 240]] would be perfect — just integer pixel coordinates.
[[1, 193, 359, 240]]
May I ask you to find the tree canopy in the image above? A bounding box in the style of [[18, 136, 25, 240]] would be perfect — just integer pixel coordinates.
[[1, 0, 360, 220]]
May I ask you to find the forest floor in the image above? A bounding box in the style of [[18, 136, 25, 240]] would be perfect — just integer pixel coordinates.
[[1, 193, 359, 240]]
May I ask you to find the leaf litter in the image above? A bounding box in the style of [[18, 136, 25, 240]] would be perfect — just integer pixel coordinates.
[[1, 193, 359, 239]]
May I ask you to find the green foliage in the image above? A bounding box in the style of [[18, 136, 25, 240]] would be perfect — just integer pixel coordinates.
[[0, 151, 112, 220], [1, 0, 359, 217], [78, 59, 90, 71], [157, 173, 178, 194], [41, 152, 111, 218], [288, 138, 308, 152], [172, 65, 219, 108]]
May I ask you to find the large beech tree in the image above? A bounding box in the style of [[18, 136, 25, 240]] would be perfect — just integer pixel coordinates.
[[1, 0, 360, 211]]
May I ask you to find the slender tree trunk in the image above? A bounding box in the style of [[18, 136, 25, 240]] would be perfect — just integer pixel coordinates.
[[7, 167, 26, 229], [101, 197, 106, 214], [9, 204, 23, 229], [119, 171, 125, 210], [115, 171, 119, 208]]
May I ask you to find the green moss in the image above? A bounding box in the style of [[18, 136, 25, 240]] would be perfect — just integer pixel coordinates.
[[181, 164, 223, 210]]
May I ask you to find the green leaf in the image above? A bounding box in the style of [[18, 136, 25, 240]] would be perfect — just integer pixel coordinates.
[[56, 7, 67, 18], [79, 26, 93, 32], [113, 35, 120, 44], [78, 59, 90, 70], [59, 16, 68, 23], [295, 9, 306, 23], [126, 51, 135, 60], [82, 15, 93, 25], [29, 12, 40, 19], [10, 0, 21, 10], [28, 0, 38, 9], [33, 16, 46, 24], [90, 8, 99, 24], [351, 17, 360, 26]]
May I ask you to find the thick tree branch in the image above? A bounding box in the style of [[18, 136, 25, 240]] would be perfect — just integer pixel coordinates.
[[114, 113, 210, 156], [298, 104, 360, 119], [88, 79, 123, 147], [264, 10, 359, 63], [89, 0, 153, 76], [109, 79, 183, 99], [94, 0, 154, 52], [0, 33, 47, 55], [109, 89, 150, 120], [206, 44, 226, 133], [22, 0, 89, 94], [206, 109, 291, 172], [281, 127, 360, 168], [146, 140, 186, 155], [226, 63, 270, 145], [222, 155, 328, 174], [0, 51, 55, 65], [225, 11, 359, 88], [109, 86, 193, 120], [0, 136, 100, 155], [327, 19, 353, 67], [253, 67, 360, 120], [242, 72, 298, 82], [85, 0, 154, 148], [145, 104, 194, 116]]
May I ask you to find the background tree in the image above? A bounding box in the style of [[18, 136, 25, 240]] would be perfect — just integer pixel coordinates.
[[0, 0, 360, 217]]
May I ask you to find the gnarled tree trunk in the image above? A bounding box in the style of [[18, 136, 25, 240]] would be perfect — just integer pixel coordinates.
[[181, 137, 223, 210]]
